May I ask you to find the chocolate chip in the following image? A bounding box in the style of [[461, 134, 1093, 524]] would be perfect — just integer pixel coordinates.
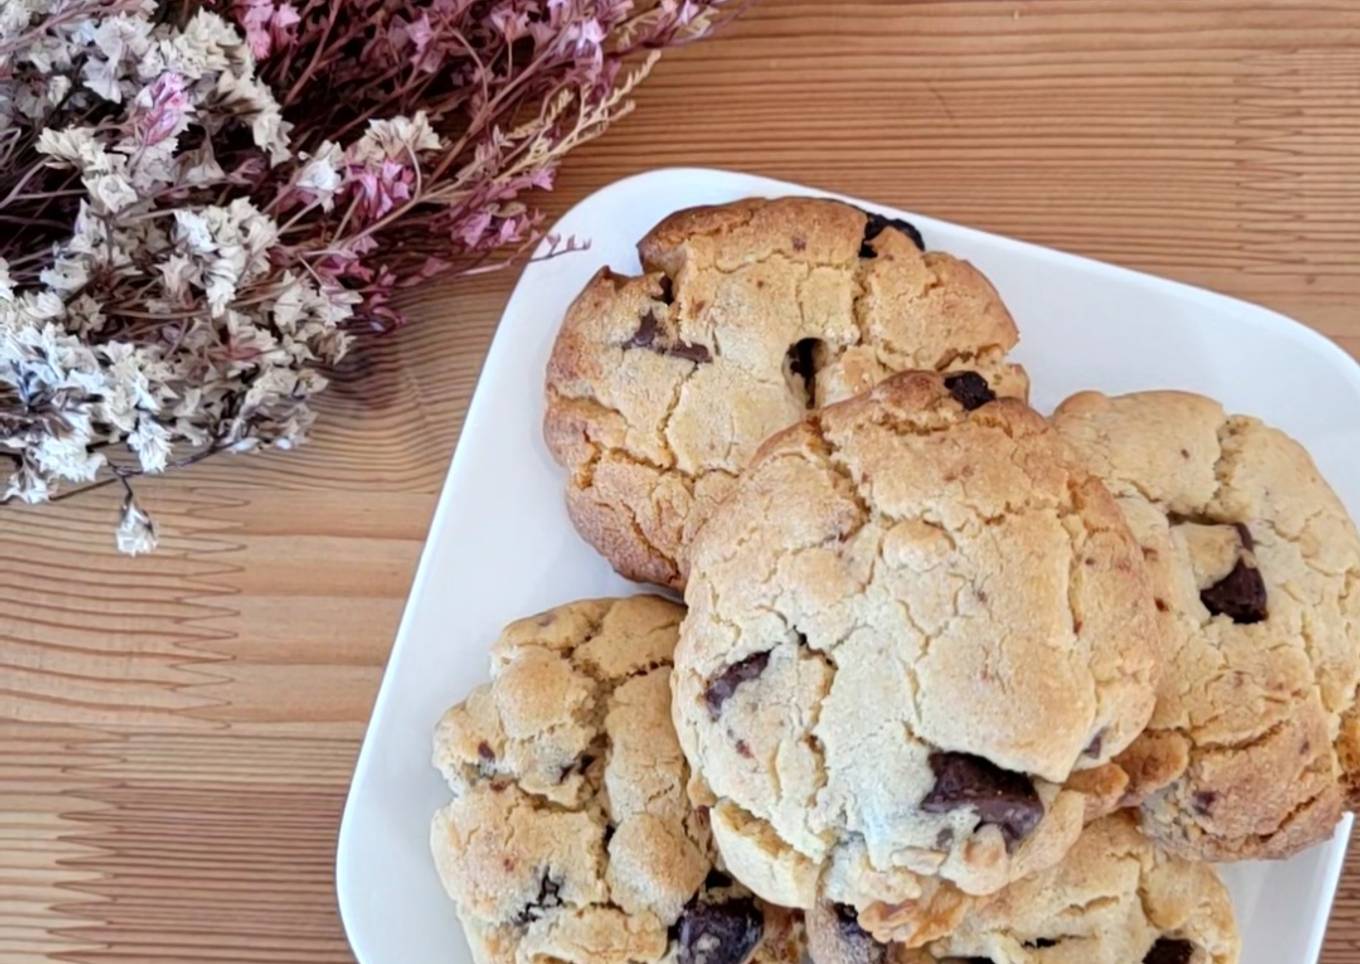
[[1084, 731, 1104, 758], [623, 310, 713, 364], [860, 211, 926, 256], [1192, 790, 1217, 815], [1144, 938, 1194, 964], [477, 741, 495, 761], [512, 873, 564, 926], [935, 827, 954, 849], [658, 275, 674, 304], [703, 651, 771, 718], [703, 869, 732, 890], [786, 338, 823, 409], [675, 895, 763, 964], [921, 752, 1044, 847], [832, 903, 861, 931], [667, 340, 713, 364], [829, 903, 885, 963], [735, 739, 753, 759], [557, 751, 596, 782], [832, 904, 874, 946], [626, 310, 660, 349], [943, 371, 996, 411], [1200, 558, 1267, 624]]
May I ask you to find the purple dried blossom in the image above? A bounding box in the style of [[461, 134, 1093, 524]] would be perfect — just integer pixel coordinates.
[[132, 72, 191, 146], [234, 0, 303, 58]]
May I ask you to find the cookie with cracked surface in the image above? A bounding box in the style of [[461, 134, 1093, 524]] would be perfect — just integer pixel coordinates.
[[671, 371, 1161, 946], [429, 596, 803, 964], [879, 814, 1239, 964], [1052, 389, 1360, 861], [544, 195, 1028, 589]]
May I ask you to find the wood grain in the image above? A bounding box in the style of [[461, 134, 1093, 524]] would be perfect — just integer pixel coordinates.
[[3, 1, 1359, 960]]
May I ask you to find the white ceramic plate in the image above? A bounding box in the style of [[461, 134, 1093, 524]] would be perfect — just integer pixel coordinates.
[[336, 168, 1358, 964]]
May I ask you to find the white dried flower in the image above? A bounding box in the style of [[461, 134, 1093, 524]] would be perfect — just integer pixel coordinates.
[[128, 416, 171, 472], [294, 142, 344, 211], [35, 126, 106, 169], [213, 71, 291, 164], [116, 493, 158, 555], [154, 10, 243, 80], [349, 112, 443, 164]]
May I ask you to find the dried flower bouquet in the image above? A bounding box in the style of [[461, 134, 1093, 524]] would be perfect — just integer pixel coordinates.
[[0, 0, 732, 551]]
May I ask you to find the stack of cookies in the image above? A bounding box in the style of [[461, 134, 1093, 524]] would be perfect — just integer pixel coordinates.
[[428, 197, 1360, 964]]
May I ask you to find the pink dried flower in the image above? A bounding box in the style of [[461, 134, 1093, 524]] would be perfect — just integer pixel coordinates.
[[345, 159, 415, 222], [234, 0, 302, 58], [132, 72, 191, 146]]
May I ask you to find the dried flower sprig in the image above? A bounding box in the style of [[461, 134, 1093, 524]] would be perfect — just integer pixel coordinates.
[[0, 0, 735, 551]]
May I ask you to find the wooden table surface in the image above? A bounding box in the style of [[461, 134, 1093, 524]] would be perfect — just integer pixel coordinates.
[[4, 1, 1359, 961]]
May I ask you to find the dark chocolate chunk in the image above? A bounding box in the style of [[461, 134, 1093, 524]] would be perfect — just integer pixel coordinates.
[[1084, 730, 1105, 758], [786, 338, 824, 409], [832, 902, 861, 930], [703, 651, 771, 718], [477, 741, 495, 761], [623, 309, 712, 364], [667, 339, 713, 364], [921, 752, 1044, 847], [658, 275, 674, 304], [1192, 790, 1218, 815], [1200, 558, 1268, 624], [943, 371, 996, 411], [512, 873, 564, 926], [675, 895, 763, 964], [626, 310, 660, 349], [1144, 938, 1194, 964], [702, 868, 732, 890], [860, 211, 926, 256], [557, 751, 596, 782], [828, 903, 885, 963]]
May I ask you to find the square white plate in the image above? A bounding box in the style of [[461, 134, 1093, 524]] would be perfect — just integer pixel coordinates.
[[337, 167, 1358, 964]]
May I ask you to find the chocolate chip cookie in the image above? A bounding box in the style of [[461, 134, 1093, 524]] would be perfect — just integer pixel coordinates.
[[671, 371, 1161, 946], [814, 814, 1238, 964], [1052, 390, 1360, 861], [544, 196, 1028, 589], [429, 596, 804, 964]]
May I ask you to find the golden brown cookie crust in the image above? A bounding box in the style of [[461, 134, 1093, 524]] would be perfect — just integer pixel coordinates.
[[672, 371, 1160, 945], [544, 196, 1028, 589], [429, 596, 803, 964], [1053, 389, 1360, 861], [891, 814, 1239, 964]]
